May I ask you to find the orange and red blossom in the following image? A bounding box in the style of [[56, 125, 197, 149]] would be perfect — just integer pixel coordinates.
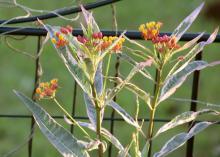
[[35, 79, 58, 99], [51, 25, 73, 48], [139, 21, 162, 40], [76, 32, 125, 53], [101, 36, 125, 53], [152, 35, 180, 53]]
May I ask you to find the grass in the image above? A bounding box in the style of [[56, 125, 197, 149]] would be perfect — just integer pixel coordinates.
[[1, 0, 220, 157]]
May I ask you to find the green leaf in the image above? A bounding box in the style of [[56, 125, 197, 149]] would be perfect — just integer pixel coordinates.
[[159, 60, 220, 103], [107, 101, 140, 128], [154, 109, 219, 138], [15, 91, 89, 157], [171, 2, 204, 42], [153, 122, 213, 157]]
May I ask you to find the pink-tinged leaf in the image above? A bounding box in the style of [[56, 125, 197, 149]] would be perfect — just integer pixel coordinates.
[[154, 122, 213, 157], [159, 60, 220, 103], [172, 2, 204, 42], [139, 58, 154, 67]]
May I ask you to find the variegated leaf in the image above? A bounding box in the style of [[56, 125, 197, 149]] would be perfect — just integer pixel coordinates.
[[80, 5, 100, 33], [171, 28, 218, 76], [154, 109, 219, 138], [141, 141, 149, 157], [159, 60, 220, 103], [64, 120, 126, 153], [172, 2, 204, 42], [15, 91, 89, 157], [118, 53, 154, 81], [107, 101, 140, 128], [83, 62, 104, 127], [154, 122, 213, 157]]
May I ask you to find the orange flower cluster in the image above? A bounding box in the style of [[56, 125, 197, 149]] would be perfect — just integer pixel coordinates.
[[101, 36, 125, 52], [51, 25, 73, 48], [36, 79, 58, 99], [139, 22, 162, 40], [152, 35, 180, 53], [76, 32, 125, 53]]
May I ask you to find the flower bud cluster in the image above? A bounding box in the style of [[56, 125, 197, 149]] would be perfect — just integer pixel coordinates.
[[51, 25, 73, 48], [36, 79, 58, 99]]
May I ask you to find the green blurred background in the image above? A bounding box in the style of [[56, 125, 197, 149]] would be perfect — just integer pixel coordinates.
[[1, 0, 220, 157]]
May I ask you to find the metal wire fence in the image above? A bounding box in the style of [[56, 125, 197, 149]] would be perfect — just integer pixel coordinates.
[[1, 0, 220, 157]]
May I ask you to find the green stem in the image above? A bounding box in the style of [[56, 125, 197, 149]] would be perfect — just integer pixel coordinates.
[[53, 98, 90, 138], [91, 83, 104, 157], [103, 54, 112, 91], [147, 67, 163, 157]]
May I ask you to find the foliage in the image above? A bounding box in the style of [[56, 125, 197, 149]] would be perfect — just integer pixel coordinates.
[[15, 3, 220, 157]]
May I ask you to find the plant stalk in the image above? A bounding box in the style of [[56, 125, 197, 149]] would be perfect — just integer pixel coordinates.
[[147, 67, 162, 157], [91, 83, 104, 157], [53, 98, 90, 138]]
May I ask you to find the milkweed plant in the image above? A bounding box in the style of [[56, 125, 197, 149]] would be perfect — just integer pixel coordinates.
[[15, 3, 220, 157]]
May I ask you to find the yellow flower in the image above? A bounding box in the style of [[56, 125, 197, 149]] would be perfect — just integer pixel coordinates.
[[139, 21, 163, 40]]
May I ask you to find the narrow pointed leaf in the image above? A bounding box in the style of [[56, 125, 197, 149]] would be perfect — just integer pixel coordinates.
[[118, 53, 154, 81], [108, 76, 151, 109], [154, 122, 212, 157], [83, 62, 104, 127], [141, 141, 149, 157], [83, 94, 97, 127], [171, 28, 218, 76], [107, 62, 148, 101], [80, 5, 100, 33], [15, 91, 89, 157], [124, 82, 151, 109], [67, 121, 126, 153], [172, 32, 204, 54], [154, 109, 219, 138], [172, 2, 204, 42], [159, 60, 220, 103], [107, 101, 139, 128]]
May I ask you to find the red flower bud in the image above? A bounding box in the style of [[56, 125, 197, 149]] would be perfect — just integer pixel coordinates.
[[98, 32, 103, 39], [66, 25, 73, 33], [92, 33, 99, 39], [60, 27, 68, 34]]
